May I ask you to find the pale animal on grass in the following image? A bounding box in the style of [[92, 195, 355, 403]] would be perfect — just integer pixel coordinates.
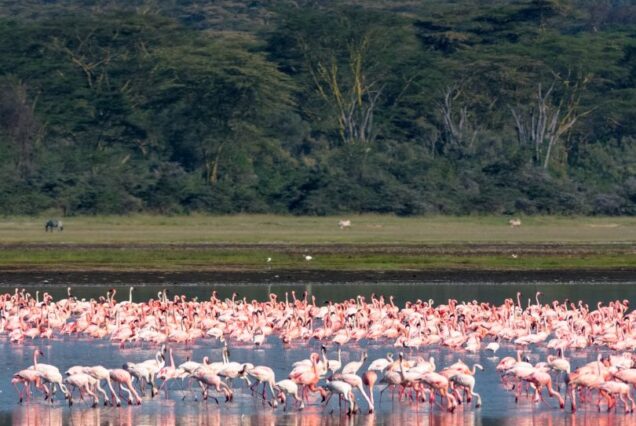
[[509, 218, 522, 227]]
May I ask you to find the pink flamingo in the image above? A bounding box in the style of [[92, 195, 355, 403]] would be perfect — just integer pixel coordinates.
[[108, 369, 142, 405], [193, 369, 233, 403], [274, 379, 304, 410], [12, 370, 48, 403], [243, 365, 278, 407], [362, 371, 377, 409], [599, 381, 635, 413], [64, 373, 100, 407], [30, 349, 67, 402], [289, 353, 322, 401], [524, 370, 565, 409]]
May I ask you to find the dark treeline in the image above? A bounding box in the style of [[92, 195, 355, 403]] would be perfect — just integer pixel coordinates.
[[0, 0, 634, 215]]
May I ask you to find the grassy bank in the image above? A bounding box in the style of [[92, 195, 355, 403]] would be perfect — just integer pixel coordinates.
[[0, 215, 634, 272], [0, 247, 633, 271], [1, 214, 635, 244]]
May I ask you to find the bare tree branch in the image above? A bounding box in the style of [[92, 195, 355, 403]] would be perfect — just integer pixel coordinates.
[[438, 85, 478, 153], [510, 74, 592, 169], [304, 36, 383, 145]]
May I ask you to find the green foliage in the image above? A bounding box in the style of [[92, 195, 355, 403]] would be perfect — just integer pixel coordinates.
[[0, 0, 633, 215]]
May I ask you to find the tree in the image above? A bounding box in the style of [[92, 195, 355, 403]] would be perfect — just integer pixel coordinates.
[[0, 78, 44, 179], [437, 85, 479, 156], [147, 34, 293, 187], [308, 35, 384, 146], [510, 74, 592, 169]]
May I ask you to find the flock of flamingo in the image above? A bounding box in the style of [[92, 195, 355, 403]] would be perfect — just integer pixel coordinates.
[[2, 287, 636, 416]]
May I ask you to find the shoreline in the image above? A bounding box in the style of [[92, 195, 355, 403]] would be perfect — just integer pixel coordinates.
[[1, 242, 633, 252], [1, 268, 634, 285], [0, 242, 633, 282]]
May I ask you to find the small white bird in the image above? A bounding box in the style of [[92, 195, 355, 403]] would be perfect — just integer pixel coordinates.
[[486, 336, 500, 354], [511, 254, 518, 259], [486, 342, 500, 354], [267, 257, 272, 263], [304, 255, 313, 261]]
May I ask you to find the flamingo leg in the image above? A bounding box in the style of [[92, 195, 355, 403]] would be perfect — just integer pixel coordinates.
[[13, 382, 24, 404]]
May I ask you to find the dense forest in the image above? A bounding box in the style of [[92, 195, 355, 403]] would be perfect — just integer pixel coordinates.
[[0, 0, 634, 215]]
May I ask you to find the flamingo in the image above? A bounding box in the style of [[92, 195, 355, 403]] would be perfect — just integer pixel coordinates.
[[547, 348, 571, 387], [140, 345, 166, 373], [129, 345, 165, 396], [29, 349, 68, 402], [325, 346, 342, 376], [64, 373, 100, 407], [275, 379, 304, 411], [334, 373, 375, 413], [12, 369, 47, 403], [123, 362, 153, 397], [368, 353, 394, 372], [109, 369, 142, 405], [289, 353, 322, 401], [243, 365, 278, 406], [66, 365, 119, 406], [362, 371, 377, 409], [193, 369, 233, 403], [323, 380, 356, 415], [566, 354, 609, 412], [524, 370, 565, 409], [157, 348, 184, 397], [419, 371, 457, 412], [599, 381, 635, 413], [449, 365, 483, 407], [342, 352, 367, 375], [217, 351, 251, 388], [612, 368, 636, 387]]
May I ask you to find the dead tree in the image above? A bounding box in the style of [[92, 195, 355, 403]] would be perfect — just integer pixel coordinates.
[[510, 76, 591, 169], [438, 86, 478, 154]]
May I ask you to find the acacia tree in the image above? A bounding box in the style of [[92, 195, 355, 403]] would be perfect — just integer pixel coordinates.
[[307, 35, 384, 146], [149, 36, 293, 188]]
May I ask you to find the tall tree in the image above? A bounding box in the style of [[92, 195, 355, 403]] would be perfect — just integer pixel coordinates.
[[0, 78, 43, 179]]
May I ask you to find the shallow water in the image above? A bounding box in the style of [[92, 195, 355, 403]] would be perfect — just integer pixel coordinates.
[[1, 278, 635, 425]]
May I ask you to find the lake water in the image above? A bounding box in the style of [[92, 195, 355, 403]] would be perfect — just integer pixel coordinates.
[[1, 277, 635, 425]]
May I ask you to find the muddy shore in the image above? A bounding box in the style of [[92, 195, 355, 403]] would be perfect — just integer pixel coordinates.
[[0, 268, 634, 286], [1, 242, 634, 254]]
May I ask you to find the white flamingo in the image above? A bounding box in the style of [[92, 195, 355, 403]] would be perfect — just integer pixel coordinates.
[[449, 365, 483, 407], [274, 379, 304, 410], [29, 349, 68, 402]]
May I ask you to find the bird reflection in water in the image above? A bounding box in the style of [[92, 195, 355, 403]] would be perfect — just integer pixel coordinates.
[[7, 403, 480, 426], [12, 404, 63, 426], [11, 404, 636, 426], [495, 411, 636, 426]]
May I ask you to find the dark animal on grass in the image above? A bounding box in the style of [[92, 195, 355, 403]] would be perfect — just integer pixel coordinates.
[[45, 220, 63, 232]]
